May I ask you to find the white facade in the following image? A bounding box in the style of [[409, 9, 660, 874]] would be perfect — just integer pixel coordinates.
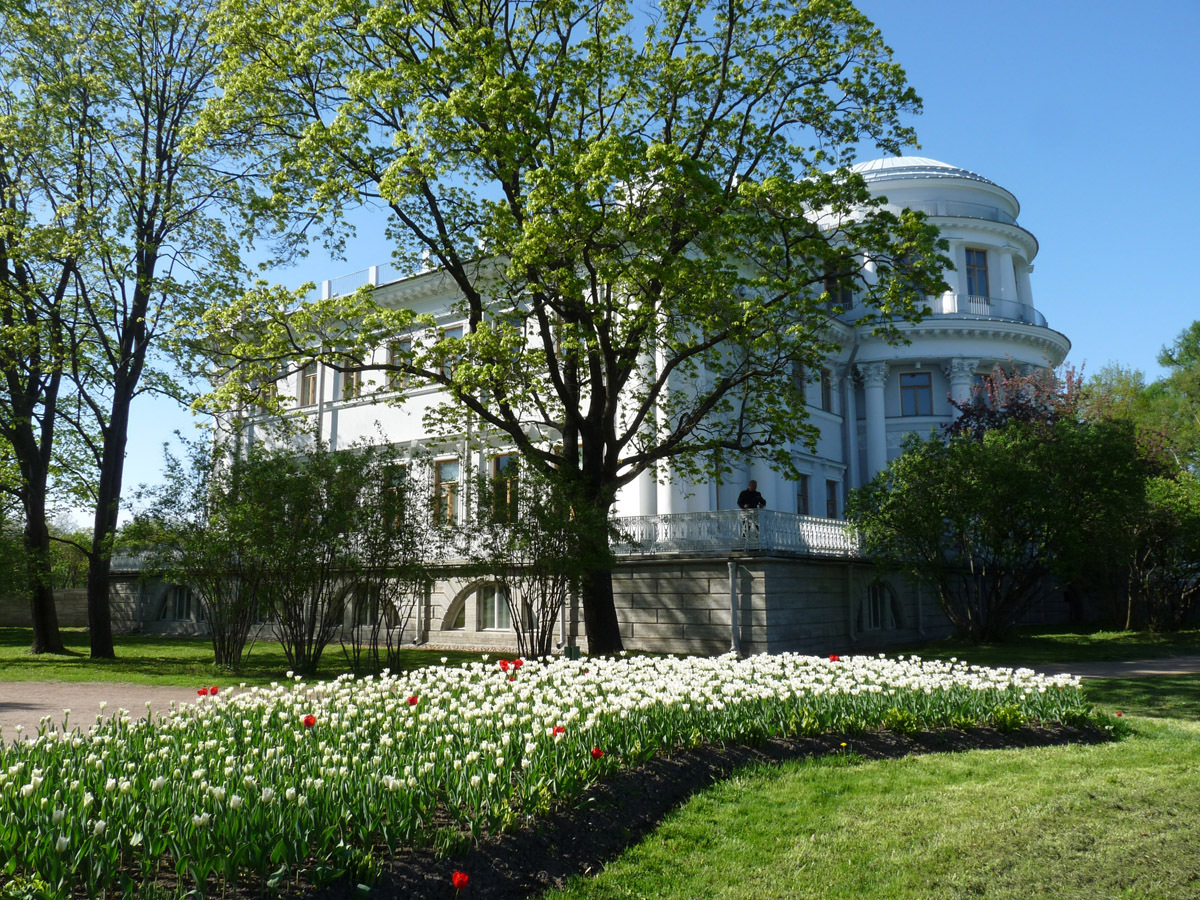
[[234, 156, 1073, 654], [255, 156, 1069, 527]]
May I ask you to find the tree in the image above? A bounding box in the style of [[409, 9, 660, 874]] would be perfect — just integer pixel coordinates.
[[1129, 475, 1200, 631], [849, 412, 1147, 642], [0, 0, 248, 657], [200, 0, 948, 652], [338, 450, 440, 673], [1085, 363, 1199, 474], [467, 461, 612, 657]]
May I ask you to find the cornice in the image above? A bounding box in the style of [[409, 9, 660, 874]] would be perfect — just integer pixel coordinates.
[[857, 319, 1071, 365], [932, 216, 1039, 259]]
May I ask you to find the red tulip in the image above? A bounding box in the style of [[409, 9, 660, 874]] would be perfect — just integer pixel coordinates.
[[499, 659, 510, 672], [591, 747, 604, 759], [829, 654, 840, 662], [197, 688, 208, 696], [513, 658, 524, 669], [552, 725, 566, 736], [408, 695, 419, 706], [451, 871, 469, 890], [303, 714, 317, 728], [209, 686, 219, 696]]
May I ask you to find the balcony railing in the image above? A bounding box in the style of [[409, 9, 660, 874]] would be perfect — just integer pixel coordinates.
[[613, 510, 861, 558], [840, 293, 1047, 328], [927, 293, 1048, 327]]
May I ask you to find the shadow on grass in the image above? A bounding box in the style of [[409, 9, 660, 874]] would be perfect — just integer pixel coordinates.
[[1085, 674, 1200, 721], [0, 627, 487, 687], [886, 626, 1200, 667]]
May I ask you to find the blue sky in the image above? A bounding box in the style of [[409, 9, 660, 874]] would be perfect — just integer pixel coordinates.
[[117, 0, 1199, 513]]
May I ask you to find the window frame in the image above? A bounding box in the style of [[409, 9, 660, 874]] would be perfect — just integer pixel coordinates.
[[341, 368, 364, 400], [492, 453, 520, 523], [388, 338, 411, 391], [477, 583, 512, 631], [299, 362, 319, 407], [899, 371, 934, 416], [820, 367, 834, 412], [966, 248, 990, 298], [825, 479, 839, 519], [434, 458, 460, 527], [439, 324, 464, 380], [796, 474, 810, 516]]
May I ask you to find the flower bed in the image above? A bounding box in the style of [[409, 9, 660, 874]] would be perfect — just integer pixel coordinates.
[[0, 653, 1087, 897]]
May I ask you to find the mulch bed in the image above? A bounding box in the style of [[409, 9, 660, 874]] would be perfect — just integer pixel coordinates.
[[302, 724, 1113, 900]]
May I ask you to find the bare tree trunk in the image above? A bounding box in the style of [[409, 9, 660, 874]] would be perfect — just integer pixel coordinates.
[[25, 492, 64, 654]]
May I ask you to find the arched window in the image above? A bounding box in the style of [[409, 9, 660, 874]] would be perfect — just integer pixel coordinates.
[[477, 584, 512, 631], [860, 581, 903, 632]]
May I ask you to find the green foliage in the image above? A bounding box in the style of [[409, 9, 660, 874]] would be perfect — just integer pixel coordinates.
[[466, 461, 614, 656], [135, 431, 442, 673], [849, 415, 1148, 642], [196, 0, 950, 651]]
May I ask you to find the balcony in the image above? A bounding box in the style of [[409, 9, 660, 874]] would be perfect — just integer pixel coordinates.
[[612, 510, 861, 558], [840, 293, 1048, 328]]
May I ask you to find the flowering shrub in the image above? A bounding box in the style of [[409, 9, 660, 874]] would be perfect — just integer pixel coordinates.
[[0, 653, 1086, 897]]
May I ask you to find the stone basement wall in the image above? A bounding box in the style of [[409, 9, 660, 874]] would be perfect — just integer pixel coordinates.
[[0, 589, 89, 628], [612, 556, 953, 656]]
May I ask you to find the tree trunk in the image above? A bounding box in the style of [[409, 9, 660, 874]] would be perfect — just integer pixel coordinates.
[[86, 400, 133, 659], [25, 499, 65, 654], [580, 567, 623, 654]]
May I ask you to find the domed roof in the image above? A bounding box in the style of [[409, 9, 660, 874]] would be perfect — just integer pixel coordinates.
[[850, 156, 998, 187]]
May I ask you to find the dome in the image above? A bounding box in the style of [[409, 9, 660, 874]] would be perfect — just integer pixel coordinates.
[[849, 156, 1000, 186]]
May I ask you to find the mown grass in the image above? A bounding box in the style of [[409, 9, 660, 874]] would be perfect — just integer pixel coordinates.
[[0, 627, 483, 687], [887, 625, 1200, 667], [547, 675, 1200, 900]]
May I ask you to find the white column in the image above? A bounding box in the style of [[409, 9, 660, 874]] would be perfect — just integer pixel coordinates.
[[943, 357, 980, 410], [1016, 263, 1034, 309], [839, 364, 860, 489], [657, 464, 683, 515], [860, 362, 889, 477], [637, 467, 657, 516], [993, 249, 1017, 300]]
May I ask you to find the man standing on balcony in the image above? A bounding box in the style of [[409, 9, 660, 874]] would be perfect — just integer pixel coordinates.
[[737, 481, 766, 510]]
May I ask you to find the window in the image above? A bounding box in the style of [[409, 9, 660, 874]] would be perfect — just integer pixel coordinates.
[[434, 458, 460, 526], [823, 272, 854, 313], [352, 584, 389, 628], [825, 479, 839, 519], [389, 339, 411, 391], [820, 368, 834, 412], [342, 368, 364, 400], [861, 581, 901, 632], [899, 372, 933, 416], [492, 453, 519, 522], [966, 248, 989, 298], [448, 601, 466, 630], [160, 586, 193, 621], [477, 583, 512, 631], [299, 362, 319, 406], [791, 362, 807, 397], [796, 474, 810, 516], [440, 325, 464, 380]]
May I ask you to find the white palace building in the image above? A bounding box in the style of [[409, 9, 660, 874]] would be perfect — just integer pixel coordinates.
[[112, 157, 1074, 653]]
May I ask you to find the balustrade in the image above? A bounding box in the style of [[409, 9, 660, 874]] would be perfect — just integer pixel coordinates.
[[612, 509, 860, 558]]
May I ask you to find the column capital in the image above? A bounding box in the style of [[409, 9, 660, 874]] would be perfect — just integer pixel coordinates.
[[858, 361, 889, 388], [943, 357, 980, 383]]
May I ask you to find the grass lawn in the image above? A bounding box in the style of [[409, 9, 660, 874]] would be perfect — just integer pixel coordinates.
[[546, 675, 1200, 900], [886, 625, 1200, 667], [0, 627, 484, 687]]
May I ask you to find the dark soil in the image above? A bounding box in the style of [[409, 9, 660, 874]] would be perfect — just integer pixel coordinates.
[[303, 724, 1114, 900]]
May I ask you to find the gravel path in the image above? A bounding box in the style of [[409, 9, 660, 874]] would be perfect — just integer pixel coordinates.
[[0, 681, 204, 740], [3, 655, 1199, 741]]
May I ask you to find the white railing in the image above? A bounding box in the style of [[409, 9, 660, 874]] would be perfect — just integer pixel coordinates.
[[927, 293, 1048, 327], [613, 510, 861, 558]]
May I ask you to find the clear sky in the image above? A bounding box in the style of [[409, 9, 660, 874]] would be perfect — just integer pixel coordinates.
[[117, 0, 1200, 513]]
